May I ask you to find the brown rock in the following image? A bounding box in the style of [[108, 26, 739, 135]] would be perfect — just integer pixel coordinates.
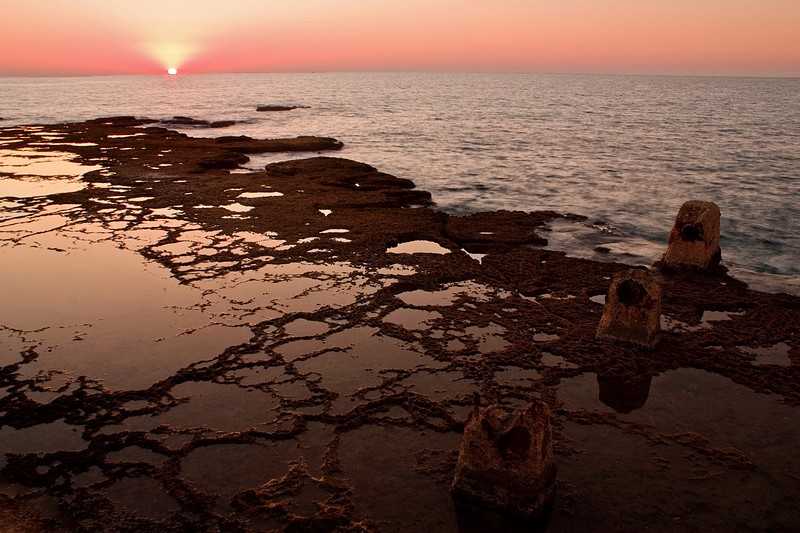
[[197, 153, 250, 170], [214, 136, 343, 153], [596, 269, 662, 348], [443, 210, 559, 251], [451, 400, 556, 521], [662, 200, 721, 269]]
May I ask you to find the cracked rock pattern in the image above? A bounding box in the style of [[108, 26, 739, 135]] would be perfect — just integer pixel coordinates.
[[0, 119, 798, 531]]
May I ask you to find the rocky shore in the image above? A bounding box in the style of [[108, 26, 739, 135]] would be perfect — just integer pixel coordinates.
[[0, 118, 798, 531]]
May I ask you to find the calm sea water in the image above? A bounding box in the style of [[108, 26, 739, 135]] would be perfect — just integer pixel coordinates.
[[1, 73, 798, 287]]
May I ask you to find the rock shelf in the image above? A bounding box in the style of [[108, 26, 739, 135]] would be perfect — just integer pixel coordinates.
[[0, 118, 798, 531]]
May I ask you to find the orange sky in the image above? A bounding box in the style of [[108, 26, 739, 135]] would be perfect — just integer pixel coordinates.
[[1, 0, 798, 76]]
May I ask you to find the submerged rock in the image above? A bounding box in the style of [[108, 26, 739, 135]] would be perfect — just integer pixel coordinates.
[[215, 135, 343, 153], [596, 269, 662, 348], [257, 105, 301, 112], [661, 200, 721, 270], [86, 116, 157, 127], [159, 117, 236, 128], [451, 400, 556, 522], [164, 116, 211, 126]]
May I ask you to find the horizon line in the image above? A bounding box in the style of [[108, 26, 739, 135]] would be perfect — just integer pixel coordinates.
[[1, 69, 799, 80]]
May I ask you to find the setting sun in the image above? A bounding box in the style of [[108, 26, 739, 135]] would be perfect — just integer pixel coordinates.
[[0, 0, 797, 76], [167, 67, 178, 75]]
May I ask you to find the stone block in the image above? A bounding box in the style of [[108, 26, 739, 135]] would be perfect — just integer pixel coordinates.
[[663, 200, 721, 269], [596, 269, 662, 348], [451, 400, 556, 521]]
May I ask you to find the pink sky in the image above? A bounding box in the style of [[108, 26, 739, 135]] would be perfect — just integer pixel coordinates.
[[1, 0, 798, 76]]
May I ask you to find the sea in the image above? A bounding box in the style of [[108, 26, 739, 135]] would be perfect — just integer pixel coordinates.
[[1, 72, 798, 292]]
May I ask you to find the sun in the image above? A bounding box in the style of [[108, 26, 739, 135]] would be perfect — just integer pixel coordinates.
[[167, 68, 178, 75]]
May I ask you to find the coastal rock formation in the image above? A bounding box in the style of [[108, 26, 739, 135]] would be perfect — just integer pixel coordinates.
[[161, 117, 236, 128], [443, 210, 559, 252], [1, 118, 798, 532], [596, 269, 662, 348], [451, 400, 556, 522], [661, 200, 721, 270], [214, 135, 343, 153], [86, 115, 158, 127], [164, 116, 211, 126], [71, 119, 343, 174], [257, 105, 302, 111]]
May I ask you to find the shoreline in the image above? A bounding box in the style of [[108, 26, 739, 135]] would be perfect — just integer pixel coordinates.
[[1, 118, 798, 531]]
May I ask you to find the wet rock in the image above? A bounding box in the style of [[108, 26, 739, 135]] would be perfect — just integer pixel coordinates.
[[197, 153, 250, 170], [164, 116, 211, 127], [482, 247, 628, 297], [3, 118, 800, 531], [257, 105, 300, 111], [451, 400, 556, 521], [596, 269, 662, 348], [661, 200, 721, 270], [268, 157, 415, 191], [161, 116, 235, 129], [86, 116, 157, 127], [215, 136, 343, 153], [443, 210, 559, 251]]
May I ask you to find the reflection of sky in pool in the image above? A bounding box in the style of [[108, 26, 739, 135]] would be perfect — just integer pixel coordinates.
[[0, 148, 103, 197]]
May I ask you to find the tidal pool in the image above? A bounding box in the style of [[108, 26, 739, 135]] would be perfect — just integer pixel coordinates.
[[0, 148, 103, 197], [1, 126, 797, 532]]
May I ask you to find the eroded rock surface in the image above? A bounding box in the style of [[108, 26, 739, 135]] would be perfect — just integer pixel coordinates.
[[0, 119, 798, 532]]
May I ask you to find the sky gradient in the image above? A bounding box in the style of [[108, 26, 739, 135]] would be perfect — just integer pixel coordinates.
[[2, 0, 798, 76]]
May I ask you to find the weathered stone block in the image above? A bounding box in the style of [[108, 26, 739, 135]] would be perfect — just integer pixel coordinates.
[[451, 400, 556, 521], [596, 269, 661, 348], [663, 200, 721, 269]]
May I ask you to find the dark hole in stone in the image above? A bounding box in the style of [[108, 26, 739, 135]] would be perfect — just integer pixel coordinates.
[[616, 280, 643, 306], [500, 426, 531, 459], [681, 223, 702, 242]]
